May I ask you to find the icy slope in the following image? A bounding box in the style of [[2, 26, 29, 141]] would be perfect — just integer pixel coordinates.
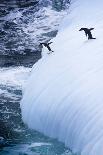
[[21, 0, 103, 154]]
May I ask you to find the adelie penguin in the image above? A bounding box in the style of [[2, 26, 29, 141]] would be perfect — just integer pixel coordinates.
[[79, 28, 96, 40], [40, 42, 54, 54]]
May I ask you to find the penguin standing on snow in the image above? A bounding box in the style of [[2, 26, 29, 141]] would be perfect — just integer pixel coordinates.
[[79, 28, 96, 40], [40, 42, 54, 54]]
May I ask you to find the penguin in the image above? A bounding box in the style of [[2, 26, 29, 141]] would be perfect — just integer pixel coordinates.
[[40, 42, 54, 53], [79, 28, 96, 40]]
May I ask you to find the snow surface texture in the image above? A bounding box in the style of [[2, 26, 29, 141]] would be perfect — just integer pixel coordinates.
[[21, 0, 103, 154]]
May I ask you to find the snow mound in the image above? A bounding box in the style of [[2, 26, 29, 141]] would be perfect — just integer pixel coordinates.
[[21, 0, 103, 154]]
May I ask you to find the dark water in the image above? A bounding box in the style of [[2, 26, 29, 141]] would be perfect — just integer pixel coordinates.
[[0, 1, 72, 154], [0, 52, 41, 67]]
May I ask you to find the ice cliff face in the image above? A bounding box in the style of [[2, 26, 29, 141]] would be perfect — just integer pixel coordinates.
[[21, 0, 103, 154]]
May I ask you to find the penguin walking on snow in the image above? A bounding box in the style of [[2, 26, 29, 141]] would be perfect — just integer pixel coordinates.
[[79, 28, 96, 40]]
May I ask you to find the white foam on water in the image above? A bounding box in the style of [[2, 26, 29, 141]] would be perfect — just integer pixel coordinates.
[[0, 67, 31, 88], [22, 6, 67, 46]]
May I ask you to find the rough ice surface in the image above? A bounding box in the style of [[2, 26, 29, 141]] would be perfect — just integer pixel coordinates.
[[21, 0, 103, 154]]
